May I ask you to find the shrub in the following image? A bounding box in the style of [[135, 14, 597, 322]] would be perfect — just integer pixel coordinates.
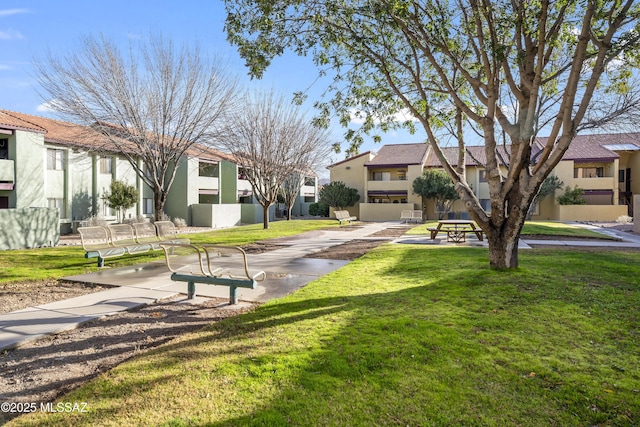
[[309, 201, 330, 217], [173, 217, 187, 228], [557, 186, 587, 205]]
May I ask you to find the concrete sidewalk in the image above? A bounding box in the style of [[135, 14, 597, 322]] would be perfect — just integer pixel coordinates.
[[0, 221, 396, 351], [2, 221, 639, 351]]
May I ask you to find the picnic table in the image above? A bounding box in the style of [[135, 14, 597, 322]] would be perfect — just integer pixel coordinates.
[[427, 220, 484, 243]]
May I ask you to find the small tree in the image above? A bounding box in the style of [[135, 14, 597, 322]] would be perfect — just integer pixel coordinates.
[[412, 170, 458, 220], [319, 181, 359, 211], [102, 180, 139, 223], [557, 187, 587, 205]]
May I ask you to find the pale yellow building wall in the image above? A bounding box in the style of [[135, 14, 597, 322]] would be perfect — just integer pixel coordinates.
[[328, 153, 375, 218], [554, 205, 627, 221], [359, 202, 416, 221]]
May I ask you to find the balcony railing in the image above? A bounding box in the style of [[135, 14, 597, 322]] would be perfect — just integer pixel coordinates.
[[0, 159, 15, 182]]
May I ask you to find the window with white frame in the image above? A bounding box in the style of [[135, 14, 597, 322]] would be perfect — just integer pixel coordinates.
[[47, 148, 65, 170], [143, 198, 153, 215], [47, 198, 66, 218], [99, 156, 113, 174]]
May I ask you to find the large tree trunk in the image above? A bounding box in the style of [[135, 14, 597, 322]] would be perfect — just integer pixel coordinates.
[[485, 225, 522, 269]]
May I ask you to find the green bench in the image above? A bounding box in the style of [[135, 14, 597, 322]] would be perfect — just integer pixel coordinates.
[[159, 243, 266, 305]]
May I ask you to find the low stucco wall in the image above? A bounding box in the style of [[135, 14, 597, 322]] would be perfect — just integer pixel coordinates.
[[554, 204, 628, 222], [0, 208, 60, 250], [191, 204, 242, 228], [359, 203, 416, 222]]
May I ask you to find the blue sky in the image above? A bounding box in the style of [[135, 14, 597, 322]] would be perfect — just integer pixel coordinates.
[[0, 1, 427, 173]]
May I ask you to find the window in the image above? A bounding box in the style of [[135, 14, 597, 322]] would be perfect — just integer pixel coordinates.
[[304, 196, 315, 203], [0, 139, 8, 160], [619, 169, 626, 183], [372, 171, 391, 181], [0, 196, 8, 209], [143, 198, 153, 215], [574, 166, 604, 178], [479, 170, 487, 182], [238, 167, 249, 180], [99, 156, 113, 174], [47, 198, 66, 218], [304, 176, 315, 186], [199, 162, 219, 177], [47, 149, 65, 170]]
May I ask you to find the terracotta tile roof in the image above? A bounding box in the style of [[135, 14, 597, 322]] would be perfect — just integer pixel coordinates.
[[0, 110, 47, 133], [364, 143, 429, 167], [0, 109, 227, 161]]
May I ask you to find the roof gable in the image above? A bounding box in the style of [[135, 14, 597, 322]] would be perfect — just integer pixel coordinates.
[[364, 143, 429, 167]]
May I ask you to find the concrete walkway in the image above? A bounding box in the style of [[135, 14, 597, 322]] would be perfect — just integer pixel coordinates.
[[0, 221, 396, 351], [2, 221, 639, 351]]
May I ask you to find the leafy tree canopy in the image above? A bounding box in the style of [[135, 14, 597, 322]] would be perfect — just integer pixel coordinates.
[[413, 169, 459, 219], [224, 0, 640, 269]]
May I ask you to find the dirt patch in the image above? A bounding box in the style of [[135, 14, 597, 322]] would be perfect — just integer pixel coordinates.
[[240, 242, 290, 253], [0, 236, 391, 423], [0, 296, 257, 424], [0, 280, 110, 315], [304, 226, 412, 260], [306, 239, 387, 260]]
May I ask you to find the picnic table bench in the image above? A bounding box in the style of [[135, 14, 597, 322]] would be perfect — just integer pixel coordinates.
[[160, 243, 266, 304], [426, 220, 484, 243], [334, 210, 357, 225], [78, 221, 189, 267]]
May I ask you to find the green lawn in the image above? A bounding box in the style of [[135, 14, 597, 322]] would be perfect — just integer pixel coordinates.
[[8, 229, 639, 426], [0, 220, 338, 284]]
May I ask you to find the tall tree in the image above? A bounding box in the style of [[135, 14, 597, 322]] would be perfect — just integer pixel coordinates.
[[35, 34, 240, 220], [224, 0, 640, 268], [218, 92, 331, 229], [413, 169, 459, 220]]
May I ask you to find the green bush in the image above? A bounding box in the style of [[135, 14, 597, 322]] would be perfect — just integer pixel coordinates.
[[557, 186, 587, 205], [309, 201, 330, 217]]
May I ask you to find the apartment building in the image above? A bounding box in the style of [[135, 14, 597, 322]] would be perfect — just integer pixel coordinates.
[[329, 135, 639, 222], [0, 110, 318, 249]]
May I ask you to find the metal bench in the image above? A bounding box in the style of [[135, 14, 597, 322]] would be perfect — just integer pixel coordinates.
[[334, 210, 357, 225], [132, 221, 189, 250], [78, 226, 128, 267], [160, 243, 266, 304], [79, 222, 190, 266]]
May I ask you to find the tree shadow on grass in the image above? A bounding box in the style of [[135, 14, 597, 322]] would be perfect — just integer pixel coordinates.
[[17, 245, 640, 426]]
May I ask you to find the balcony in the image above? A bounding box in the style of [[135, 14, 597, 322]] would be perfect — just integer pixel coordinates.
[[367, 179, 409, 192], [0, 159, 15, 183], [198, 176, 219, 192], [573, 177, 615, 191]]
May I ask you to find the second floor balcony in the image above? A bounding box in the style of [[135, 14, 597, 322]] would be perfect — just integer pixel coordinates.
[[0, 159, 14, 183]]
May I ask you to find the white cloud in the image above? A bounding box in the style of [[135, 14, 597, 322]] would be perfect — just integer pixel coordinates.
[[0, 64, 11, 70], [0, 9, 29, 17], [0, 29, 24, 40], [36, 102, 57, 113]]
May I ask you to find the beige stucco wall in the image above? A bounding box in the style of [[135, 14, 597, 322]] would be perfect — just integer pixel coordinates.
[[328, 153, 375, 218], [359, 202, 416, 221], [554, 204, 627, 221]]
